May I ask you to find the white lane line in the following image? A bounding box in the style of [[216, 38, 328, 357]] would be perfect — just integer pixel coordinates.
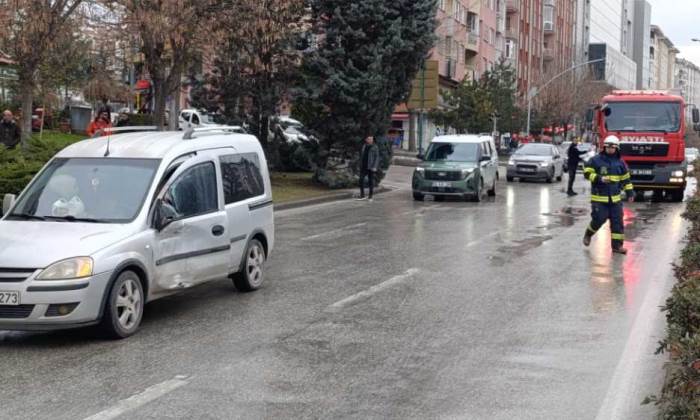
[[83, 375, 190, 420], [301, 222, 367, 241], [326, 268, 419, 312]]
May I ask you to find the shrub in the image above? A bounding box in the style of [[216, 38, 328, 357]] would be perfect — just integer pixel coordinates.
[[650, 192, 700, 419]]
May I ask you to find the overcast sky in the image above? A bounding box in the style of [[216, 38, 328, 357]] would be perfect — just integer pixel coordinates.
[[646, 0, 700, 65]]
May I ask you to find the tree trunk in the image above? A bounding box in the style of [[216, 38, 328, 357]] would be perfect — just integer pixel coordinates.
[[152, 78, 167, 130], [408, 110, 416, 152], [20, 81, 33, 148], [168, 82, 181, 131]]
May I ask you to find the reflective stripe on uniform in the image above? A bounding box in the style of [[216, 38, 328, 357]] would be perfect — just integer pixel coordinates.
[[591, 194, 622, 203], [624, 183, 634, 191], [611, 233, 625, 240]]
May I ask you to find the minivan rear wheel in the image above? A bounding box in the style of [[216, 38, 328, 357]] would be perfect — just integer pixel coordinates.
[[232, 239, 266, 292], [98, 270, 144, 339]]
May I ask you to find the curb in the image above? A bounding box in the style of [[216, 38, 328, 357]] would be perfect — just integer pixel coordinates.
[[274, 187, 392, 211]]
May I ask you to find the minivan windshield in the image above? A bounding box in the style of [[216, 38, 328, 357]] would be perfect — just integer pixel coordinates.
[[603, 101, 681, 133], [8, 158, 160, 223], [515, 143, 553, 156], [424, 142, 479, 162]]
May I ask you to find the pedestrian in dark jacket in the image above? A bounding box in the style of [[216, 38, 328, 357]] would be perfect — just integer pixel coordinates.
[[357, 136, 379, 201], [566, 139, 589, 196], [0, 110, 21, 149], [582, 135, 634, 255]]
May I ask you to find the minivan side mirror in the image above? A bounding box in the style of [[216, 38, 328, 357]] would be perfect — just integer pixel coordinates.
[[480, 155, 491, 162], [153, 199, 176, 231], [416, 154, 424, 160], [693, 108, 700, 124], [3, 194, 16, 216]]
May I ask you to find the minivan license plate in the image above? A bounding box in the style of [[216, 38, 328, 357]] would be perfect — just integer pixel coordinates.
[[0, 291, 20, 306], [432, 181, 451, 187]]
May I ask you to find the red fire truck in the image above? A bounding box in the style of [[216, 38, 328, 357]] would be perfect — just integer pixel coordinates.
[[592, 90, 700, 202]]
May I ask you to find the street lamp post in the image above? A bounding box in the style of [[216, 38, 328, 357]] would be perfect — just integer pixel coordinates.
[[526, 58, 606, 135]]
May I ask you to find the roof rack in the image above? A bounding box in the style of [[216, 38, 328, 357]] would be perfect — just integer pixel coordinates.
[[92, 126, 158, 138], [182, 125, 247, 140]]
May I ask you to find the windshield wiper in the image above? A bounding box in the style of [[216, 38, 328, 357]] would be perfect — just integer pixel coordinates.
[[6, 213, 46, 221], [45, 215, 106, 223]]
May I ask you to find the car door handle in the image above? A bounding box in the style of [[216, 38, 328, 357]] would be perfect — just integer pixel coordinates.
[[212, 225, 225, 236]]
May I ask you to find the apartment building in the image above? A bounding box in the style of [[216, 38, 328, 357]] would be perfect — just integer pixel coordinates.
[[650, 25, 678, 90], [675, 58, 700, 122], [542, 0, 575, 75]]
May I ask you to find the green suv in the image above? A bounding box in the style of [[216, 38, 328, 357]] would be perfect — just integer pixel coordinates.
[[412, 135, 498, 202]]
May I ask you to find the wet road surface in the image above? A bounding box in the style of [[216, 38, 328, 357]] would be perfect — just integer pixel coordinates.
[[0, 165, 691, 420]]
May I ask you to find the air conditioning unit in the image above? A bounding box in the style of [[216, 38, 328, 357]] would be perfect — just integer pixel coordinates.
[[544, 21, 553, 32]]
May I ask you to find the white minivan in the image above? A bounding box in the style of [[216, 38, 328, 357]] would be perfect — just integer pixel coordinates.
[[0, 127, 274, 338]]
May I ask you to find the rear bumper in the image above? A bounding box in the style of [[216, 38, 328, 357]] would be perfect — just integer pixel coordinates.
[[507, 166, 552, 179]]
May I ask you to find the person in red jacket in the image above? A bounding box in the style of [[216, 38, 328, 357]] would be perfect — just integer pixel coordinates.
[[86, 109, 112, 137]]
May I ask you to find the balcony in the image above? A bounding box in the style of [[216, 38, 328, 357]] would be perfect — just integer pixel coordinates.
[[544, 0, 555, 6], [506, 26, 518, 40], [466, 32, 479, 53], [506, 0, 519, 13]]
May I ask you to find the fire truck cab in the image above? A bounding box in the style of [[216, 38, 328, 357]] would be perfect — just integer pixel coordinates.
[[593, 90, 700, 202]]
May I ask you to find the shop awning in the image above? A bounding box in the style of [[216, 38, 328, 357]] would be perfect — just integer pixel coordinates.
[[135, 79, 151, 90]]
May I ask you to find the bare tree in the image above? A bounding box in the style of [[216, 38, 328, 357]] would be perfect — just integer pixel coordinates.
[[0, 0, 85, 145], [108, 0, 218, 130]]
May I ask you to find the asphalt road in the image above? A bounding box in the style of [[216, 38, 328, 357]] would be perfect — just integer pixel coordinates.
[[0, 165, 691, 420]]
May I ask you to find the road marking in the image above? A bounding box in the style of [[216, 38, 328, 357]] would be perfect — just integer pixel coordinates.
[[326, 268, 419, 312], [301, 222, 367, 241], [83, 375, 190, 420]]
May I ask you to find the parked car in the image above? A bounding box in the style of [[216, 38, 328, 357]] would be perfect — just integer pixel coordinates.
[[686, 147, 698, 164], [507, 142, 564, 183], [412, 135, 498, 202], [178, 109, 246, 132], [0, 127, 274, 338]]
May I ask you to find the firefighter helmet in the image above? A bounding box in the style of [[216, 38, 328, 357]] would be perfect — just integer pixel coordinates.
[[603, 135, 621, 148]]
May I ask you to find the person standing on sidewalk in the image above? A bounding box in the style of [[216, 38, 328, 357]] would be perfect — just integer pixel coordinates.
[[582, 135, 634, 254], [0, 110, 21, 149], [357, 136, 379, 201], [566, 139, 589, 196]]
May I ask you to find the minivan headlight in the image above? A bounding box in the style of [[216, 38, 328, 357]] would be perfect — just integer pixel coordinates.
[[462, 168, 474, 178], [540, 162, 550, 167], [415, 167, 425, 173], [37, 257, 93, 280]]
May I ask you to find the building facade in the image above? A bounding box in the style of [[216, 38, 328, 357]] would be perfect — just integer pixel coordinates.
[[650, 25, 678, 90], [542, 0, 575, 76], [631, 0, 651, 89], [0, 50, 15, 104], [675, 58, 700, 123]]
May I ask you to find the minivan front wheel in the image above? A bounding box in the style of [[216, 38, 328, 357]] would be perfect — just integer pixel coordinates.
[[233, 239, 266, 292], [99, 271, 144, 339]]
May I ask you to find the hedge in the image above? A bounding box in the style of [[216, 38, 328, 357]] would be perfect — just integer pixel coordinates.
[[0, 131, 84, 195], [645, 191, 700, 418]]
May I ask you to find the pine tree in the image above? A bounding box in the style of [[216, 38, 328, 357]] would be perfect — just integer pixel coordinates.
[[294, 0, 437, 188]]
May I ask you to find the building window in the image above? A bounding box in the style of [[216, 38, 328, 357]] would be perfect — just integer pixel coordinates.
[[505, 39, 515, 59], [439, 0, 445, 11]]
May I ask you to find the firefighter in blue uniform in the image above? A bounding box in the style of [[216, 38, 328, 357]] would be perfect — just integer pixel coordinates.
[[582, 135, 635, 254]]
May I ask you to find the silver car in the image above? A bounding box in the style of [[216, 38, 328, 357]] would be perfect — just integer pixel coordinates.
[[506, 143, 565, 183], [0, 128, 274, 338]]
